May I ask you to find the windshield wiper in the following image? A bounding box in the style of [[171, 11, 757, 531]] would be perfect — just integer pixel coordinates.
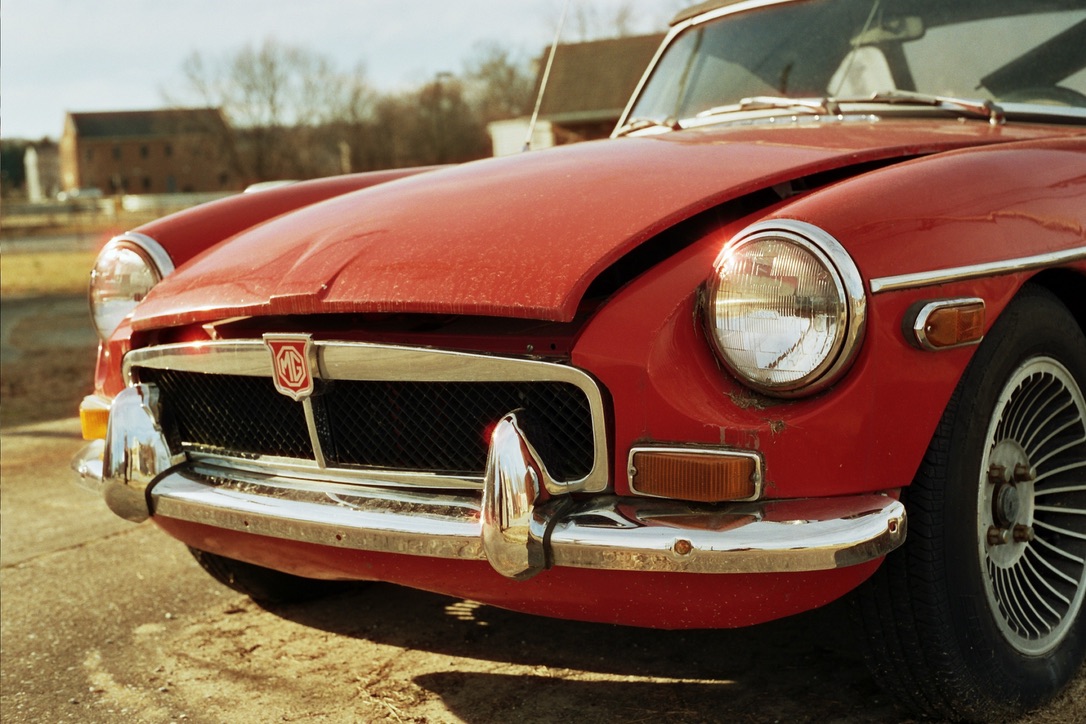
[[696, 96, 844, 120], [690, 91, 1006, 127], [614, 117, 682, 137], [742, 96, 843, 116], [846, 90, 1005, 126]]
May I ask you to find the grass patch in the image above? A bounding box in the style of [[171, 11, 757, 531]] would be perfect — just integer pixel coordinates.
[[1, 251, 97, 297]]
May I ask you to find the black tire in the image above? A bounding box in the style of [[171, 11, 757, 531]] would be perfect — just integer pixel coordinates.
[[855, 285, 1086, 721], [188, 547, 351, 604]]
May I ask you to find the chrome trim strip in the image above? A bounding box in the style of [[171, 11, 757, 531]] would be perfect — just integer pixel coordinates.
[[123, 340, 610, 493], [627, 445, 763, 501], [186, 451, 482, 489], [300, 398, 327, 468], [108, 231, 176, 279], [153, 466, 487, 560], [870, 248, 1086, 294], [147, 466, 905, 574], [706, 219, 867, 397], [542, 495, 906, 573], [674, 0, 792, 29], [615, 0, 792, 134]]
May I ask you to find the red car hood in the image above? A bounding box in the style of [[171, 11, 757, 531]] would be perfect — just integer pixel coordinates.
[[132, 121, 1057, 329]]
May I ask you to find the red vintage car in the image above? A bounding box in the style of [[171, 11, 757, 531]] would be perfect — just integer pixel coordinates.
[[73, 0, 1085, 719]]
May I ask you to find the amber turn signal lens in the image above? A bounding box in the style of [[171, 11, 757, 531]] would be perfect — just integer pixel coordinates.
[[629, 449, 759, 503], [79, 395, 111, 440], [911, 299, 985, 350]]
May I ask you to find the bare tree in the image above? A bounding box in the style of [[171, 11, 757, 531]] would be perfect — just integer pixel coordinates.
[[544, 0, 681, 41], [462, 42, 536, 123], [169, 36, 544, 178], [174, 40, 371, 182], [565, 0, 637, 40]]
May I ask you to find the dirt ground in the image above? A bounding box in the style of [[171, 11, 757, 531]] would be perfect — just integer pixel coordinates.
[[1, 246, 1083, 723]]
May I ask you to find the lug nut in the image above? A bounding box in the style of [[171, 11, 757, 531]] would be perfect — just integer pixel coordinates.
[[987, 465, 1007, 485], [988, 526, 1011, 546], [1013, 524, 1035, 543], [1013, 463, 1035, 483]]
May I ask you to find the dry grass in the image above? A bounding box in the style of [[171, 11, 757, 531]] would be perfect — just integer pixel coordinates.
[[1, 249, 99, 427], [1, 251, 97, 297]]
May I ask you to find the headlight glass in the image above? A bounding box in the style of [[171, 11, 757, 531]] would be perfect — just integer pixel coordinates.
[[89, 235, 172, 340], [706, 221, 865, 396]]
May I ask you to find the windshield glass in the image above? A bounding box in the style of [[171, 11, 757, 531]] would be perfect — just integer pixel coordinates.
[[627, 0, 1086, 123]]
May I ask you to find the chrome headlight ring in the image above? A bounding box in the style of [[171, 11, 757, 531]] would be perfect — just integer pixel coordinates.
[[705, 220, 866, 397], [89, 232, 174, 341]]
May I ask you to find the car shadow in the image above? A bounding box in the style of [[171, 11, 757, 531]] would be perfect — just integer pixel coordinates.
[[264, 582, 912, 722]]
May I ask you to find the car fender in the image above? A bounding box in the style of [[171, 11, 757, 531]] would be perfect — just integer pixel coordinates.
[[574, 136, 1086, 498]]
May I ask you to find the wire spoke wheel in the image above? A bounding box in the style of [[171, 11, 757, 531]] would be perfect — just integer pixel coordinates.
[[979, 357, 1086, 655]]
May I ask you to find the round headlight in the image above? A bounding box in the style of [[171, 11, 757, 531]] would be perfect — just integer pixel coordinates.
[[705, 220, 865, 397], [89, 234, 173, 340]]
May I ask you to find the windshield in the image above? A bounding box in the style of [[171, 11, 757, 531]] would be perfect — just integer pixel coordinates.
[[626, 0, 1086, 124]]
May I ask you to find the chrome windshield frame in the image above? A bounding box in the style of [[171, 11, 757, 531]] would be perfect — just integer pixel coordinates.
[[615, 0, 1086, 136]]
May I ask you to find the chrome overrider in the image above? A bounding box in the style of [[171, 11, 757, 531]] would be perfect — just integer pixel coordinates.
[[72, 353, 907, 580]]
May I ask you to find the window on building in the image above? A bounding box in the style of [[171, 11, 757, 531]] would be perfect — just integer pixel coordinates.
[[85, 148, 94, 162], [140, 145, 149, 158], [165, 144, 173, 157], [143, 177, 152, 191], [112, 146, 121, 160]]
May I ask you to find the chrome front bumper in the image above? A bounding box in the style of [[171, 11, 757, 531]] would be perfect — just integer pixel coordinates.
[[73, 385, 906, 579]]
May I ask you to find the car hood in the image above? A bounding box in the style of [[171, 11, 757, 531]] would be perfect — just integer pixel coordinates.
[[131, 121, 1053, 329]]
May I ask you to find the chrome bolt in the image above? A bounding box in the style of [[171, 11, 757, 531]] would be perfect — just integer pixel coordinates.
[[988, 526, 1011, 546], [987, 464, 1007, 485], [1013, 463, 1035, 483], [1012, 524, 1035, 543]]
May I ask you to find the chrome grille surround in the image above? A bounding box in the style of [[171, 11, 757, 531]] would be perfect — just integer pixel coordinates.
[[124, 340, 610, 492]]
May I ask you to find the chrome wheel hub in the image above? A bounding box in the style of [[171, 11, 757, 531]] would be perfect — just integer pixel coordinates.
[[984, 439, 1035, 566], [977, 357, 1086, 655]]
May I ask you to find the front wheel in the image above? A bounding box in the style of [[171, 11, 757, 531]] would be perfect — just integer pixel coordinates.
[[856, 286, 1086, 721]]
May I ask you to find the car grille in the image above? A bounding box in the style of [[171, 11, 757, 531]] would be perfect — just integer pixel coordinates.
[[126, 340, 607, 488]]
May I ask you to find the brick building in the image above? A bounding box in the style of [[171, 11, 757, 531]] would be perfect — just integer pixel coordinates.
[[59, 108, 240, 195]]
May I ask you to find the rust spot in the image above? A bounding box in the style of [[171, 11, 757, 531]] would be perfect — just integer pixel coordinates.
[[727, 391, 771, 410], [673, 539, 694, 556]]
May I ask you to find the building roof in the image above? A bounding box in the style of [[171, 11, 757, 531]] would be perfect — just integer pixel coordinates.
[[671, 0, 753, 26], [66, 108, 227, 139], [536, 34, 665, 124]]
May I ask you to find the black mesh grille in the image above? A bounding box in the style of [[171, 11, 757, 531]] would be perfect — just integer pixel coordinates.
[[142, 369, 312, 458], [138, 369, 595, 480]]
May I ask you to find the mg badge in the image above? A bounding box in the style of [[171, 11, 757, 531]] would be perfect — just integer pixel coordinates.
[[264, 334, 315, 401]]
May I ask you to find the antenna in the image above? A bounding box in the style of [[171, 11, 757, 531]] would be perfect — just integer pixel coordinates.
[[524, 0, 571, 152]]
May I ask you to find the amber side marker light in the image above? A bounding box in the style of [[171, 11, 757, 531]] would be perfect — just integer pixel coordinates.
[[79, 395, 111, 440], [628, 448, 761, 503], [908, 298, 986, 351]]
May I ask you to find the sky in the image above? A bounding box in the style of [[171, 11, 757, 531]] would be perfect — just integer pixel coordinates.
[[1, 0, 683, 141]]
